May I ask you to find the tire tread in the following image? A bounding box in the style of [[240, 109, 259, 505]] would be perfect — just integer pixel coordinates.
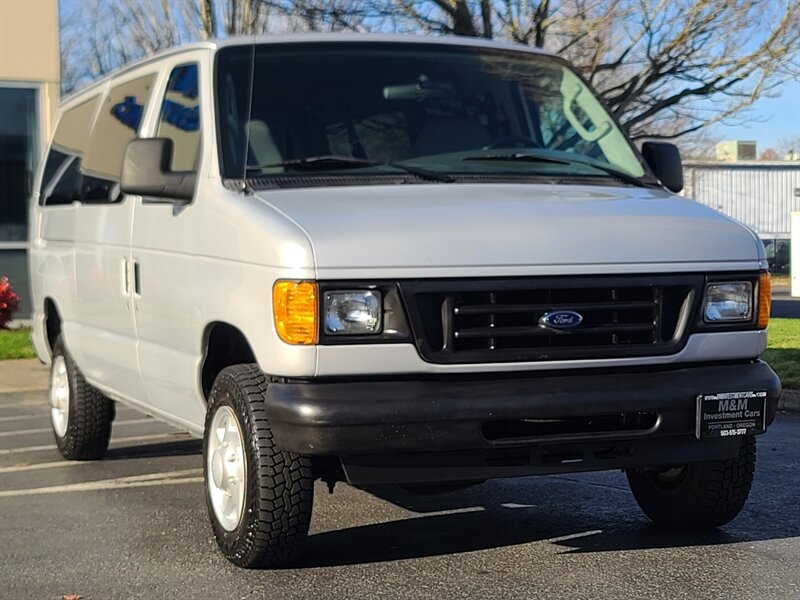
[[205, 364, 313, 568], [52, 336, 114, 460], [627, 436, 756, 529]]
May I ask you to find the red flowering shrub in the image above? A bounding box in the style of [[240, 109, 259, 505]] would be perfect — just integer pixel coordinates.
[[0, 276, 21, 328]]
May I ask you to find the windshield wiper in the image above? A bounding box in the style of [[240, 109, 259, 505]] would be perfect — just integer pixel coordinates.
[[247, 155, 380, 173], [247, 155, 455, 182], [463, 153, 570, 167], [462, 153, 650, 187]]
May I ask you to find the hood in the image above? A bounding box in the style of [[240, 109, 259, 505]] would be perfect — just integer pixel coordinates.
[[254, 183, 762, 276]]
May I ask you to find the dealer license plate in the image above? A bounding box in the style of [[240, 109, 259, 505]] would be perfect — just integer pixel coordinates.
[[696, 390, 767, 439]]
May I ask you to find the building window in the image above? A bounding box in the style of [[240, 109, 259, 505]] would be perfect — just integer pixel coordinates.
[[0, 85, 38, 242]]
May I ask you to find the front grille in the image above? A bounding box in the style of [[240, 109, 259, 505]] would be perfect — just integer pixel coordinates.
[[400, 275, 701, 364]]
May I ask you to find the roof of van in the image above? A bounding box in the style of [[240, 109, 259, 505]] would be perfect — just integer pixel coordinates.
[[60, 33, 553, 107]]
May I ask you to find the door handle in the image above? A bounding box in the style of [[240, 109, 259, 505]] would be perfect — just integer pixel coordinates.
[[133, 260, 142, 296], [122, 258, 130, 295]]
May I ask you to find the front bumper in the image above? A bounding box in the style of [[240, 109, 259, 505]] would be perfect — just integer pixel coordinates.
[[265, 361, 780, 483]]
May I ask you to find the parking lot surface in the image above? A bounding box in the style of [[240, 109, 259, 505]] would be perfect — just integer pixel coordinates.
[[1, 370, 799, 600]]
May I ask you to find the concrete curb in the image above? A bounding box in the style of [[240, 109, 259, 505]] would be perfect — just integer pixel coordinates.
[[0, 358, 48, 393], [778, 389, 800, 413]]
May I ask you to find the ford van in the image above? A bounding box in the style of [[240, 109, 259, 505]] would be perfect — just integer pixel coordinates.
[[29, 34, 781, 568]]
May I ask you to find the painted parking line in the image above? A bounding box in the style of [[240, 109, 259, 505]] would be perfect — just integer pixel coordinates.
[[0, 418, 154, 437], [0, 432, 190, 455], [546, 530, 603, 544], [0, 414, 50, 424], [0, 468, 203, 498], [0, 407, 142, 424], [0, 460, 93, 474], [0, 401, 49, 409]]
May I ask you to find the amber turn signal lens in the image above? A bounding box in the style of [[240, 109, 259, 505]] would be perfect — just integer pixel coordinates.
[[273, 281, 318, 345], [757, 272, 771, 329]]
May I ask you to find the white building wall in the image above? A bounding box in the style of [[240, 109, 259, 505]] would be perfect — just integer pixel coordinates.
[[682, 162, 800, 238]]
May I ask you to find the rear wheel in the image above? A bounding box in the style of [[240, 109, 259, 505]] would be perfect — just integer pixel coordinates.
[[626, 436, 756, 529], [49, 336, 115, 460], [203, 364, 313, 568]]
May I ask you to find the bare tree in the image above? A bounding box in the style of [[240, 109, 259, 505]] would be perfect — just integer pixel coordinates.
[[60, 0, 800, 144], [775, 135, 800, 159], [261, 0, 372, 32], [60, 0, 197, 93], [60, 0, 368, 93], [378, 0, 800, 140]]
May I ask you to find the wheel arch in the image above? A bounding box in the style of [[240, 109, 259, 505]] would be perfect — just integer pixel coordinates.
[[200, 322, 258, 401], [44, 297, 62, 355]]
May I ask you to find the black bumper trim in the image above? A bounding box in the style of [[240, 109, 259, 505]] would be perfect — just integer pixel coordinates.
[[339, 436, 744, 485], [264, 361, 780, 456]]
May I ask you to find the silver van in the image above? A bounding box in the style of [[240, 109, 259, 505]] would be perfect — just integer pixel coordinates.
[[29, 34, 780, 568]]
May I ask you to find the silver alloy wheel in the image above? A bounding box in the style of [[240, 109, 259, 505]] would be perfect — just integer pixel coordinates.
[[49, 355, 70, 438], [207, 405, 247, 532]]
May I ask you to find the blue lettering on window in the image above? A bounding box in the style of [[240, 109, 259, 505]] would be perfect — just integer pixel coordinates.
[[111, 96, 143, 131], [161, 100, 199, 132]]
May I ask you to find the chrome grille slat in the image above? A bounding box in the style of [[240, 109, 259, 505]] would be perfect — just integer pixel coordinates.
[[454, 323, 657, 339], [454, 300, 656, 315]]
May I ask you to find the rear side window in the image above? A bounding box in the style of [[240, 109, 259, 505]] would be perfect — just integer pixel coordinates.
[[81, 73, 157, 203], [40, 96, 99, 205], [156, 64, 200, 171]]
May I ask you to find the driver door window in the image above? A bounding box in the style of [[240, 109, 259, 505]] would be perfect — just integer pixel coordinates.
[[156, 64, 201, 171]]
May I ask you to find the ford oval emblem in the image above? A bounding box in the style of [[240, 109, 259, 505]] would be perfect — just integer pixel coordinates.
[[539, 310, 583, 330]]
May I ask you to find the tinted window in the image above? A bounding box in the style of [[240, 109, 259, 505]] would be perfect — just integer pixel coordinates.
[[81, 73, 156, 203], [41, 96, 99, 206], [45, 158, 81, 206], [39, 149, 69, 197], [156, 64, 200, 171]]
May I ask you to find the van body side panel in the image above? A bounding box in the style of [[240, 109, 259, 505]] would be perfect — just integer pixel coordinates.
[[71, 200, 147, 399], [129, 52, 316, 432], [28, 233, 76, 362], [131, 187, 317, 430]]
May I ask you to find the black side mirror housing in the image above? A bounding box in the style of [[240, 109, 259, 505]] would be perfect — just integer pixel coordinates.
[[120, 138, 196, 202], [641, 142, 683, 193]]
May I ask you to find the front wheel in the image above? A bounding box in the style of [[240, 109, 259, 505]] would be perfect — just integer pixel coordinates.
[[626, 436, 756, 529], [203, 364, 314, 568]]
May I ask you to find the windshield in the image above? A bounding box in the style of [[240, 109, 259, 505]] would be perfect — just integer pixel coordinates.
[[215, 42, 649, 184]]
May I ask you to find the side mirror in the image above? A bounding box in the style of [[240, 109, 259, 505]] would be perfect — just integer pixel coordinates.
[[120, 138, 196, 202], [641, 142, 683, 193]]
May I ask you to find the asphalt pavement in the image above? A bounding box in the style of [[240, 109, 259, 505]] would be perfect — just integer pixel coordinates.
[[771, 293, 800, 319], [1, 366, 799, 600]]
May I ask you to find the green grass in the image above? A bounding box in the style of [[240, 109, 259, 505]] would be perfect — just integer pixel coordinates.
[[764, 318, 800, 389], [0, 327, 36, 360], [1, 320, 799, 388]]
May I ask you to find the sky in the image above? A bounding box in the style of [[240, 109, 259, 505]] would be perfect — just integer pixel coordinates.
[[713, 79, 800, 152]]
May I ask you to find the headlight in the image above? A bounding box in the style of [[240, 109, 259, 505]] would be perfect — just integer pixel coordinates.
[[703, 282, 752, 322], [324, 290, 382, 335]]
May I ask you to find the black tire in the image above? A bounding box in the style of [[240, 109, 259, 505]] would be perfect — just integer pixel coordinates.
[[50, 335, 115, 460], [626, 436, 756, 529], [203, 364, 313, 568]]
